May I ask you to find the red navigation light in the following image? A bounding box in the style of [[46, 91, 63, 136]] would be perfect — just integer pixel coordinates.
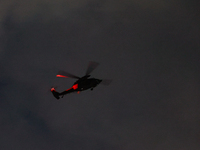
[[72, 84, 78, 90]]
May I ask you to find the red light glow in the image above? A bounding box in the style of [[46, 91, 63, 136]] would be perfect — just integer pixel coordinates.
[[65, 87, 72, 91], [56, 75, 68, 78], [51, 87, 55, 91], [72, 84, 78, 90]]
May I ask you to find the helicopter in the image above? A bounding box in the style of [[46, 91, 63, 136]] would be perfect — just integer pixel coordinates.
[[51, 62, 110, 99]]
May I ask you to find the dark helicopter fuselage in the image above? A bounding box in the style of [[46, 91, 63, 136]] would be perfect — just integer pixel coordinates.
[[73, 75, 102, 91], [51, 61, 105, 99], [52, 76, 102, 99]]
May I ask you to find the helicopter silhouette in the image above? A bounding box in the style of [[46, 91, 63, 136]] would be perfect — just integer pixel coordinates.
[[51, 62, 111, 99]]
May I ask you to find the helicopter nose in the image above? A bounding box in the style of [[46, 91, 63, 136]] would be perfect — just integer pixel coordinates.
[[97, 79, 102, 84]]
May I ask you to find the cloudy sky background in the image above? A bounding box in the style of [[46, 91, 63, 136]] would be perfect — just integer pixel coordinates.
[[0, 0, 200, 149]]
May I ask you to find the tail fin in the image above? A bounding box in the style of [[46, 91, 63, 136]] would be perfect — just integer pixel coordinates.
[[51, 88, 60, 99]]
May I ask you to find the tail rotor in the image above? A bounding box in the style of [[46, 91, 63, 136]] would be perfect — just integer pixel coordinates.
[[51, 87, 60, 99]]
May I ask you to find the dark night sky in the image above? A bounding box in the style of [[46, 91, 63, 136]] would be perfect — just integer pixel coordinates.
[[0, 0, 200, 149]]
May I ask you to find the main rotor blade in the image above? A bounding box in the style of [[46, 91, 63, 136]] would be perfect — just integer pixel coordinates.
[[57, 70, 80, 79], [85, 61, 99, 75]]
